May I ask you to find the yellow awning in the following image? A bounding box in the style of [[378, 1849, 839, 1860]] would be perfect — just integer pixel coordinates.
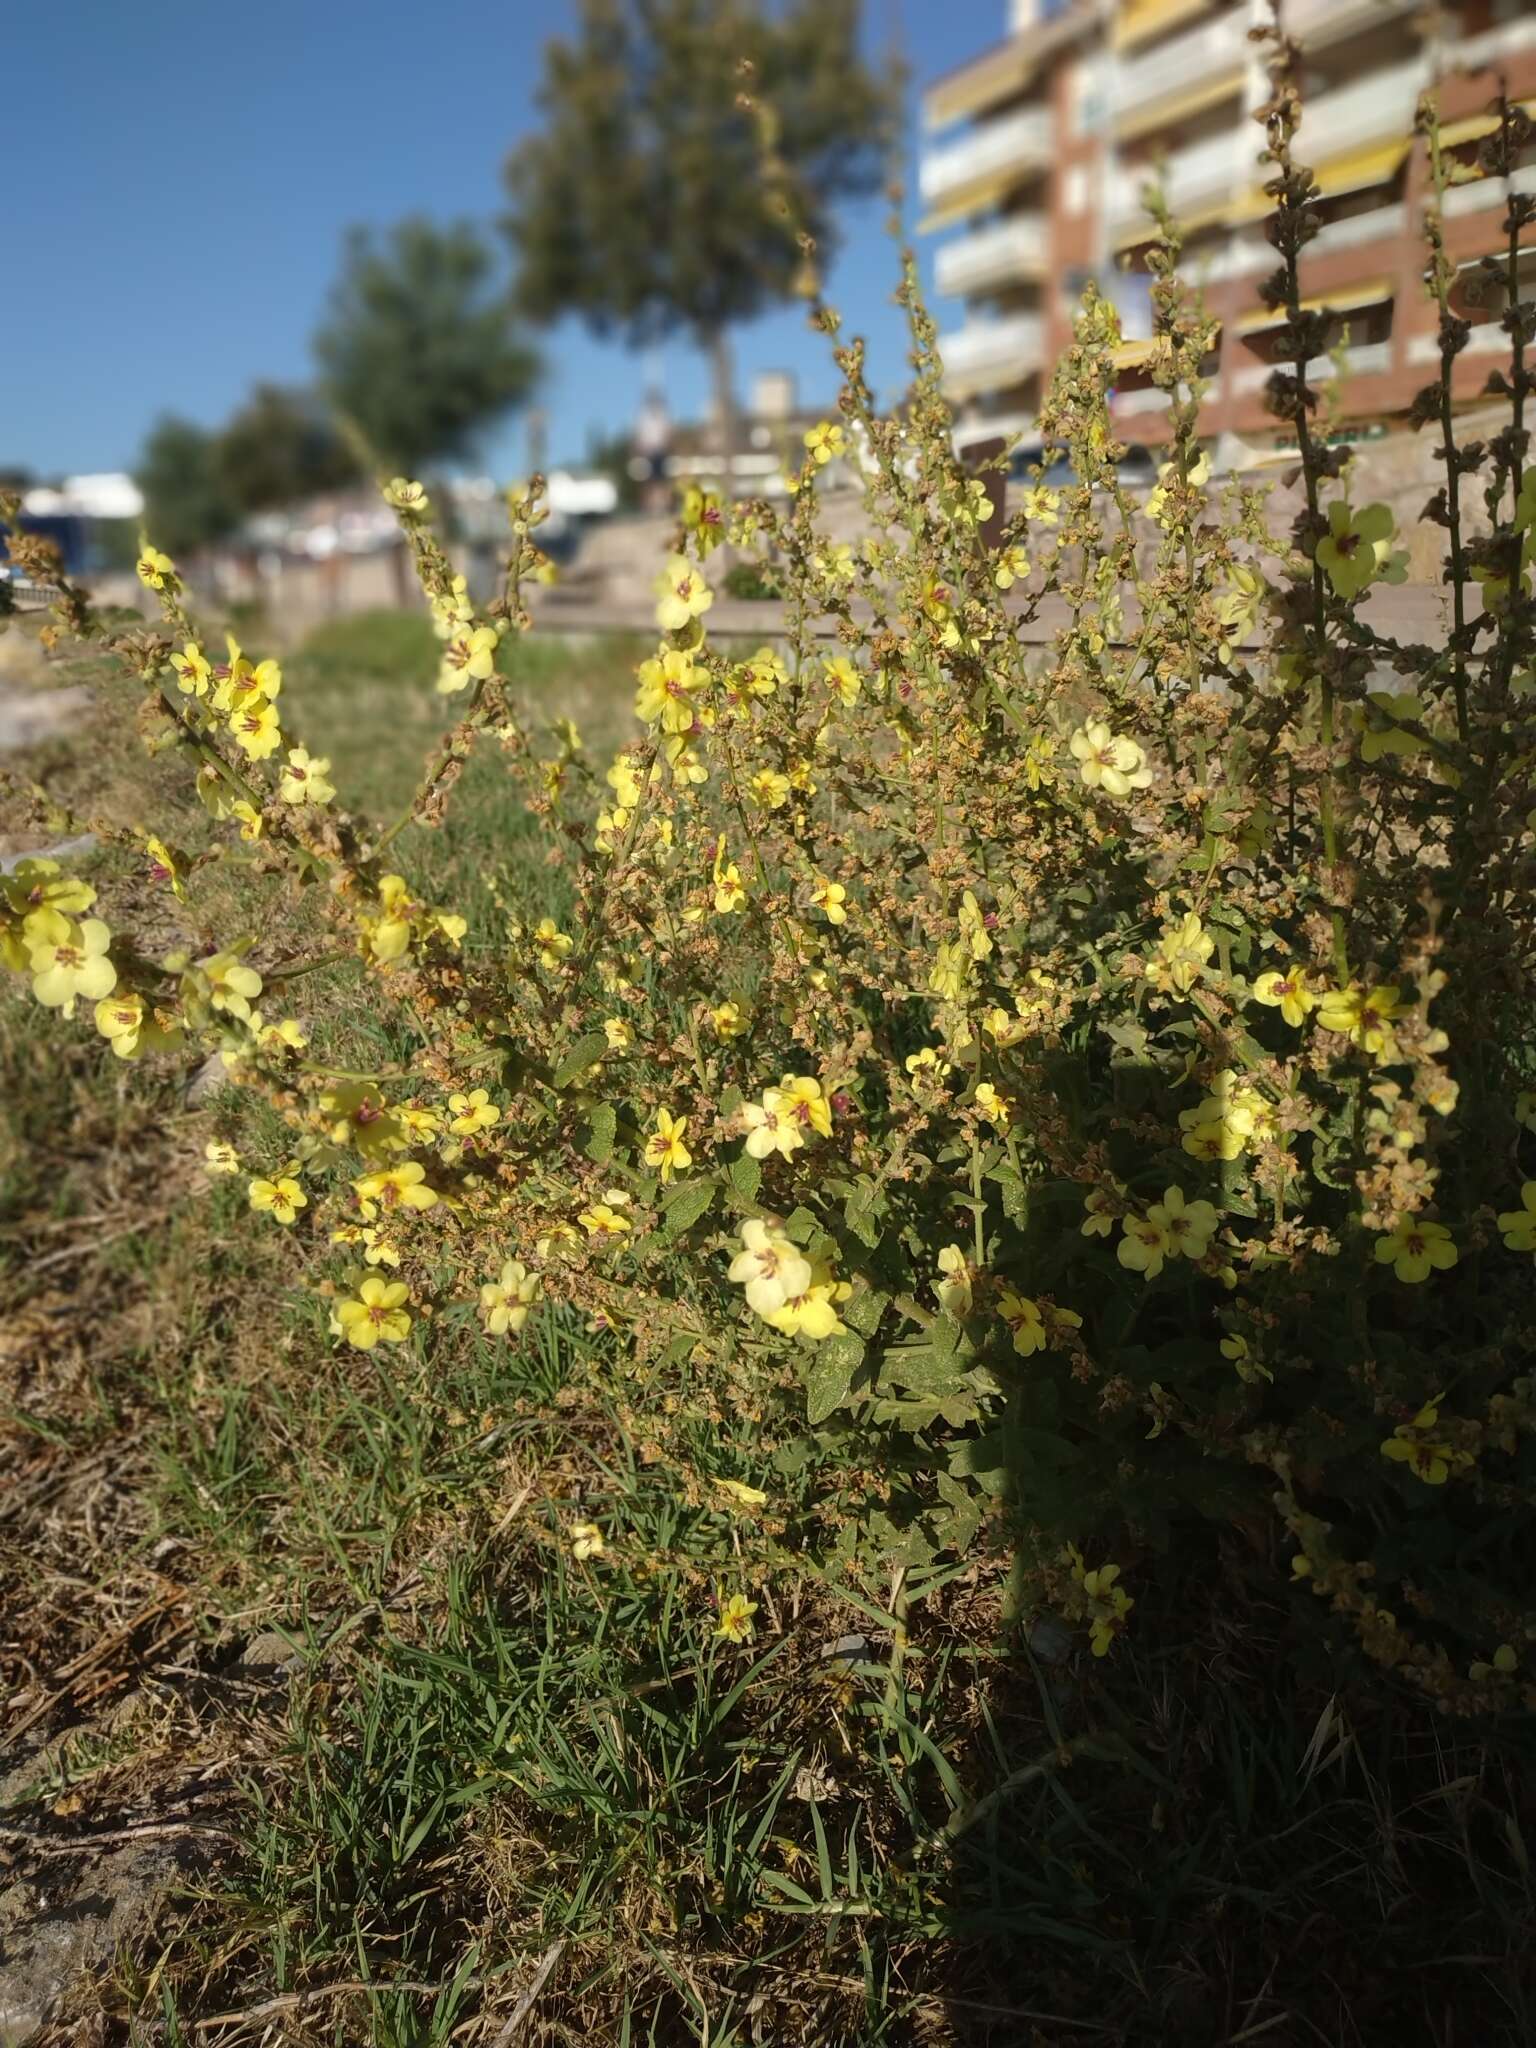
[[1113, 337, 1158, 372], [1226, 138, 1411, 225], [1113, 326, 1220, 372], [1114, 0, 1212, 53], [926, 42, 1037, 130], [1116, 70, 1243, 144], [1236, 278, 1392, 334], [1114, 192, 1231, 250], [1313, 137, 1412, 198], [920, 166, 1040, 234], [1436, 96, 1536, 155]]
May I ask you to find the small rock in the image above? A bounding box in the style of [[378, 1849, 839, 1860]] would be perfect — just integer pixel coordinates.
[[0, 835, 97, 876], [238, 1630, 303, 1673], [184, 1053, 229, 1107]]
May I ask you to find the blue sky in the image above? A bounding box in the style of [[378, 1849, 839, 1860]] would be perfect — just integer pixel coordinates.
[[8, 0, 1000, 483]]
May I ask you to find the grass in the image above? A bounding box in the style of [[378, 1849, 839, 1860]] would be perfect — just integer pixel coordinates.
[[2, 610, 1533, 2045]]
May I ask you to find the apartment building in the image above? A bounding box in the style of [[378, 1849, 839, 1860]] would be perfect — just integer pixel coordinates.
[[921, 0, 1536, 459]]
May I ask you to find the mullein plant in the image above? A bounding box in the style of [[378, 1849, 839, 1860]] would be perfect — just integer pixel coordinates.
[[3, 27, 1535, 1704]]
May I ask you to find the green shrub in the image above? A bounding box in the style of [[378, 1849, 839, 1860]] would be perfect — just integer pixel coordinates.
[[4, 57, 1534, 1710]]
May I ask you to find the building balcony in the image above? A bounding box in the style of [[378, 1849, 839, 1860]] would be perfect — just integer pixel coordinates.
[[934, 215, 1048, 299], [1230, 338, 1393, 398], [1288, 0, 1421, 47], [1295, 59, 1429, 169], [1109, 129, 1252, 242], [920, 106, 1053, 221], [1113, 11, 1249, 142], [939, 312, 1044, 395]]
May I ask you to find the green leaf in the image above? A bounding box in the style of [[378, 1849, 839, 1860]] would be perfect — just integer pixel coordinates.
[[584, 1101, 617, 1166], [727, 1152, 762, 1206], [661, 1178, 717, 1239], [553, 1032, 608, 1089], [804, 1335, 864, 1425], [842, 1286, 889, 1338], [843, 1177, 882, 1248]]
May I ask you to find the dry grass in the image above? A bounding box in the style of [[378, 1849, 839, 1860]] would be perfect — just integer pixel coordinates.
[[1, 612, 1532, 2047]]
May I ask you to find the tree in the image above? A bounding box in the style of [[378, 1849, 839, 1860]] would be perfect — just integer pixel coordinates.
[[216, 383, 361, 515], [503, 0, 899, 473], [136, 416, 237, 558], [313, 218, 540, 476]]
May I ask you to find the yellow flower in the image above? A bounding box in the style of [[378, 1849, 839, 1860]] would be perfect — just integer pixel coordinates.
[[728, 1219, 812, 1315], [438, 624, 501, 695], [749, 768, 791, 809], [1352, 689, 1426, 764], [204, 1140, 241, 1175], [710, 1000, 748, 1039], [644, 1107, 693, 1183], [973, 1081, 1012, 1128], [169, 642, 211, 696], [249, 1174, 306, 1225], [4, 857, 95, 921], [253, 1013, 307, 1056], [212, 639, 281, 712], [654, 553, 713, 633], [824, 656, 861, 707], [448, 1087, 501, 1137], [331, 1223, 401, 1267], [94, 991, 182, 1060], [1149, 1185, 1219, 1261], [1316, 500, 1405, 600], [143, 837, 185, 899], [998, 1287, 1046, 1356], [769, 1075, 833, 1140], [1380, 1400, 1468, 1485], [803, 420, 846, 465], [1070, 720, 1152, 797], [603, 1017, 635, 1055], [578, 1194, 632, 1237], [480, 1258, 540, 1335], [533, 918, 573, 970], [935, 1245, 974, 1317], [336, 1276, 412, 1350], [712, 836, 747, 915], [1497, 1182, 1536, 1254], [231, 801, 264, 842], [1253, 966, 1315, 1027], [136, 544, 176, 590], [958, 890, 993, 962], [635, 645, 704, 732], [762, 1258, 850, 1339], [1020, 485, 1060, 526], [1077, 1559, 1134, 1657], [1317, 983, 1402, 1058], [1374, 1218, 1457, 1284], [715, 1589, 759, 1643], [1080, 1185, 1124, 1238], [905, 1046, 952, 1082], [712, 1477, 768, 1511], [741, 1097, 803, 1160], [1151, 913, 1214, 995], [1178, 1071, 1270, 1163], [570, 1521, 606, 1561], [229, 698, 283, 760], [200, 950, 263, 1020], [993, 542, 1029, 590], [279, 747, 336, 805], [810, 876, 847, 925], [353, 1161, 438, 1220], [383, 477, 430, 517], [26, 911, 115, 1017]]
